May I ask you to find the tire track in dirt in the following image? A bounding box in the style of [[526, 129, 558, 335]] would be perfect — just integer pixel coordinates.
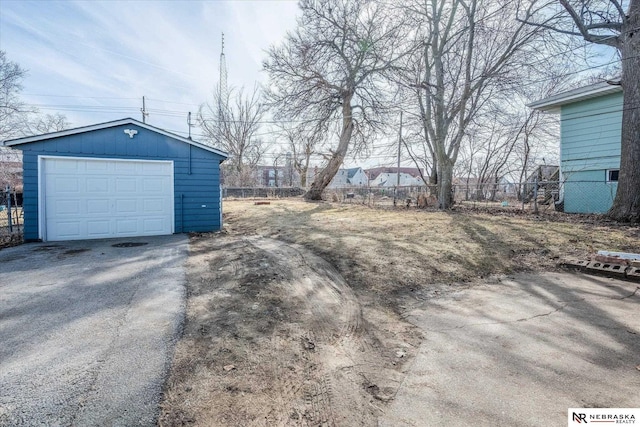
[[246, 237, 362, 342], [161, 234, 418, 427], [246, 237, 362, 426]]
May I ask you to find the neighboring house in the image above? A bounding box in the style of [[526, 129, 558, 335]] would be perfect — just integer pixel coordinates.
[[499, 177, 519, 197], [2, 118, 228, 242], [453, 176, 483, 200], [366, 167, 424, 187], [255, 165, 288, 187], [256, 166, 300, 187], [453, 176, 521, 199], [369, 172, 422, 187], [365, 167, 424, 187], [529, 82, 622, 213], [328, 168, 350, 188], [306, 166, 369, 188], [0, 147, 23, 192], [345, 167, 368, 186]]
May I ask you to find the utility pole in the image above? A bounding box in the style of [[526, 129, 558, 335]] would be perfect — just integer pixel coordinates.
[[394, 111, 403, 207], [141, 96, 149, 123], [187, 112, 193, 139]]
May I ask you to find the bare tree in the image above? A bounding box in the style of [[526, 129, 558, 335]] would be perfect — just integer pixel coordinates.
[[398, 0, 554, 209], [0, 50, 36, 141], [522, 0, 640, 221], [264, 0, 409, 200], [1, 52, 72, 195], [276, 121, 324, 188], [22, 113, 70, 136], [198, 84, 267, 187]]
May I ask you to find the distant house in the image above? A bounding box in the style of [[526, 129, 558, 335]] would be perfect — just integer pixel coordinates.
[[0, 147, 23, 192], [529, 82, 622, 213], [328, 168, 350, 188], [255, 165, 298, 187], [366, 167, 424, 187], [345, 167, 368, 186], [453, 176, 520, 201], [307, 166, 369, 188]]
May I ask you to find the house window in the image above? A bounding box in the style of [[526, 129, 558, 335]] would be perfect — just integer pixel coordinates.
[[607, 169, 619, 182]]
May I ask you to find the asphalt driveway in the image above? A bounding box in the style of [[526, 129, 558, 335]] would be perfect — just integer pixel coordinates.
[[0, 235, 187, 426], [381, 272, 640, 427]]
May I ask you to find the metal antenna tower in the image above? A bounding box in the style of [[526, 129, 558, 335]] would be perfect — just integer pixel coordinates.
[[218, 32, 229, 118]]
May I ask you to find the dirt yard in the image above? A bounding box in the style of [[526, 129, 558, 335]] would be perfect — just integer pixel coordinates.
[[159, 200, 640, 426]]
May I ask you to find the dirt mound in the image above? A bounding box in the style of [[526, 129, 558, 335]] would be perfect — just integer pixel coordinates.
[[160, 235, 417, 426]]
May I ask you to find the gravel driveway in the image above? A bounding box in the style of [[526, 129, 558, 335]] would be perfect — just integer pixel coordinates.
[[0, 235, 187, 426]]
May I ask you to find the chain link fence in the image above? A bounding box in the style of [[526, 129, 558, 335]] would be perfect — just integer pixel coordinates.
[[327, 180, 571, 213], [224, 180, 612, 216], [223, 187, 305, 199], [1, 186, 23, 246]]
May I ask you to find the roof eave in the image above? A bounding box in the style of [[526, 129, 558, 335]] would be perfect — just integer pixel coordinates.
[[528, 82, 622, 112], [2, 118, 229, 159]]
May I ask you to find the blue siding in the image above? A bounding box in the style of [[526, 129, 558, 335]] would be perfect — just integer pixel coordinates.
[[560, 92, 622, 214], [563, 170, 618, 214], [15, 124, 225, 240]]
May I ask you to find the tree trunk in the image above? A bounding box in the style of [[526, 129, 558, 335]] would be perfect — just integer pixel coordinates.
[[305, 97, 353, 200], [300, 150, 311, 188], [517, 138, 530, 201], [300, 166, 307, 188], [429, 163, 438, 185], [608, 2, 640, 222], [437, 157, 454, 209]]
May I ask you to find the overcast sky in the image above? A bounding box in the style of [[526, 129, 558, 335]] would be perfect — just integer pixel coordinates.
[[0, 0, 299, 139]]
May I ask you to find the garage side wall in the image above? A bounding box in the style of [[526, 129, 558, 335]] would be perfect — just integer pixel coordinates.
[[18, 125, 224, 240]]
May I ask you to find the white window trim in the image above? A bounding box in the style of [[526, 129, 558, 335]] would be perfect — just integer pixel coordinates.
[[606, 168, 620, 184]]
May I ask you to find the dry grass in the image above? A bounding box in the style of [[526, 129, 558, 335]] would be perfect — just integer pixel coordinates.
[[223, 199, 640, 305]]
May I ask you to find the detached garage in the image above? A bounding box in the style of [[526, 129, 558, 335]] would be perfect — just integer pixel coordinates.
[[3, 118, 228, 242]]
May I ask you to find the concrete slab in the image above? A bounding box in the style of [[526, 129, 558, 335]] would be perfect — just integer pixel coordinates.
[[0, 235, 187, 427], [381, 272, 640, 427]]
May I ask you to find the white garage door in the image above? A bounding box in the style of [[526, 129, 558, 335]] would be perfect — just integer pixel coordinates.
[[42, 157, 174, 241]]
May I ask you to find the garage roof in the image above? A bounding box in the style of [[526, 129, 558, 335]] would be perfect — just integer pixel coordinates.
[[2, 117, 228, 158]]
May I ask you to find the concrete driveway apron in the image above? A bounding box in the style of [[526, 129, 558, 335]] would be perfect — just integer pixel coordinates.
[[381, 272, 640, 427], [0, 235, 187, 427]]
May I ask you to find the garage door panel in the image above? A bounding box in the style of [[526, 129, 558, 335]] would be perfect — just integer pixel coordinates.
[[54, 200, 81, 215], [52, 177, 80, 193], [141, 162, 168, 174], [142, 178, 163, 192], [115, 162, 137, 173], [87, 177, 109, 192], [43, 158, 173, 241], [143, 199, 165, 213], [52, 221, 82, 239], [115, 199, 137, 214], [87, 199, 110, 214], [115, 219, 138, 234], [85, 161, 108, 172], [115, 178, 137, 192], [86, 220, 111, 237], [142, 218, 166, 233], [49, 158, 79, 172]]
